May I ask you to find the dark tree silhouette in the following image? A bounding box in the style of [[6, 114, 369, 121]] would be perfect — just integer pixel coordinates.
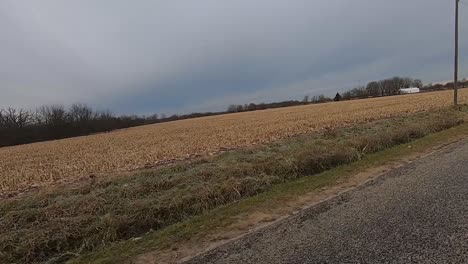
[[334, 93, 342, 102]]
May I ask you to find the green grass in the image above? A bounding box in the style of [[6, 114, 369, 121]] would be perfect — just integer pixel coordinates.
[[1, 107, 467, 264]]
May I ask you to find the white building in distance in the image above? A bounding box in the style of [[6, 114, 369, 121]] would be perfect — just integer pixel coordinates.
[[400, 87, 420, 94]]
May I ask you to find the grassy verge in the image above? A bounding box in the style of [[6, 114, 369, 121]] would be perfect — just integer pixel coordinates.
[[1, 107, 467, 264], [73, 120, 468, 264]]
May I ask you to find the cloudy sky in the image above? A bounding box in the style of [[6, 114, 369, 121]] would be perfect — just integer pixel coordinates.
[[1, 0, 468, 114]]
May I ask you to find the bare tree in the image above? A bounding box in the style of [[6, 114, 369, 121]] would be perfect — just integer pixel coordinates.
[[227, 105, 238, 113], [366, 81, 381, 97], [381, 79, 395, 96], [247, 103, 257, 111], [0, 108, 32, 128], [69, 104, 94, 123], [148, 113, 159, 120], [412, 79, 423, 88], [391, 77, 406, 94], [401, 77, 414, 88], [36, 105, 68, 127]]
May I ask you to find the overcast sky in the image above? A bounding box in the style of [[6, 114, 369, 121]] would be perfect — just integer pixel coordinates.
[[1, 0, 468, 114]]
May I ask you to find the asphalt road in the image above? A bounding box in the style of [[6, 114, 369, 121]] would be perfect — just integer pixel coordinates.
[[187, 139, 468, 264]]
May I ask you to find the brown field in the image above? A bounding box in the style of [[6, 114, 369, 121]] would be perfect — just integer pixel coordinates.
[[1, 89, 467, 193]]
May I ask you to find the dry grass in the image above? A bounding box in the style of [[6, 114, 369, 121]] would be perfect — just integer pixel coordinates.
[[1, 90, 467, 193], [0, 109, 465, 264]]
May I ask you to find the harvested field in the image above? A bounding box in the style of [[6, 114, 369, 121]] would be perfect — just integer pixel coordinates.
[[1, 89, 467, 193], [1, 108, 466, 264]]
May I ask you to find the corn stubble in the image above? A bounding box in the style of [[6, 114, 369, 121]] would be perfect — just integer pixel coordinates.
[[1, 89, 467, 192]]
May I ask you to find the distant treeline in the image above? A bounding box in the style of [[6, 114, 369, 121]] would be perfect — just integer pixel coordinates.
[[0, 105, 141, 147], [1, 96, 336, 147], [226, 94, 332, 113], [0, 104, 224, 147], [1, 76, 463, 148], [338, 76, 423, 100], [336, 76, 467, 101], [225, 76, 462, 113], [422, 79, 468, 92]]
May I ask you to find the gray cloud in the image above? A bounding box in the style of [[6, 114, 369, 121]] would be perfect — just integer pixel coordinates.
[[0, 0, 467, 113]]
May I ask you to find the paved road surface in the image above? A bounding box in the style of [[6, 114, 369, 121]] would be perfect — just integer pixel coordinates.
[[187, 139, 468, 264]]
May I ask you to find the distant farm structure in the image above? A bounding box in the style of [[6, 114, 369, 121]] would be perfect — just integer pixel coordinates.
[[400, 87, 420, 94]]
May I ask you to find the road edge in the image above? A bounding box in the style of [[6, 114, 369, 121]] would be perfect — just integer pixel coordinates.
[[183, 137, 467, 263]]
